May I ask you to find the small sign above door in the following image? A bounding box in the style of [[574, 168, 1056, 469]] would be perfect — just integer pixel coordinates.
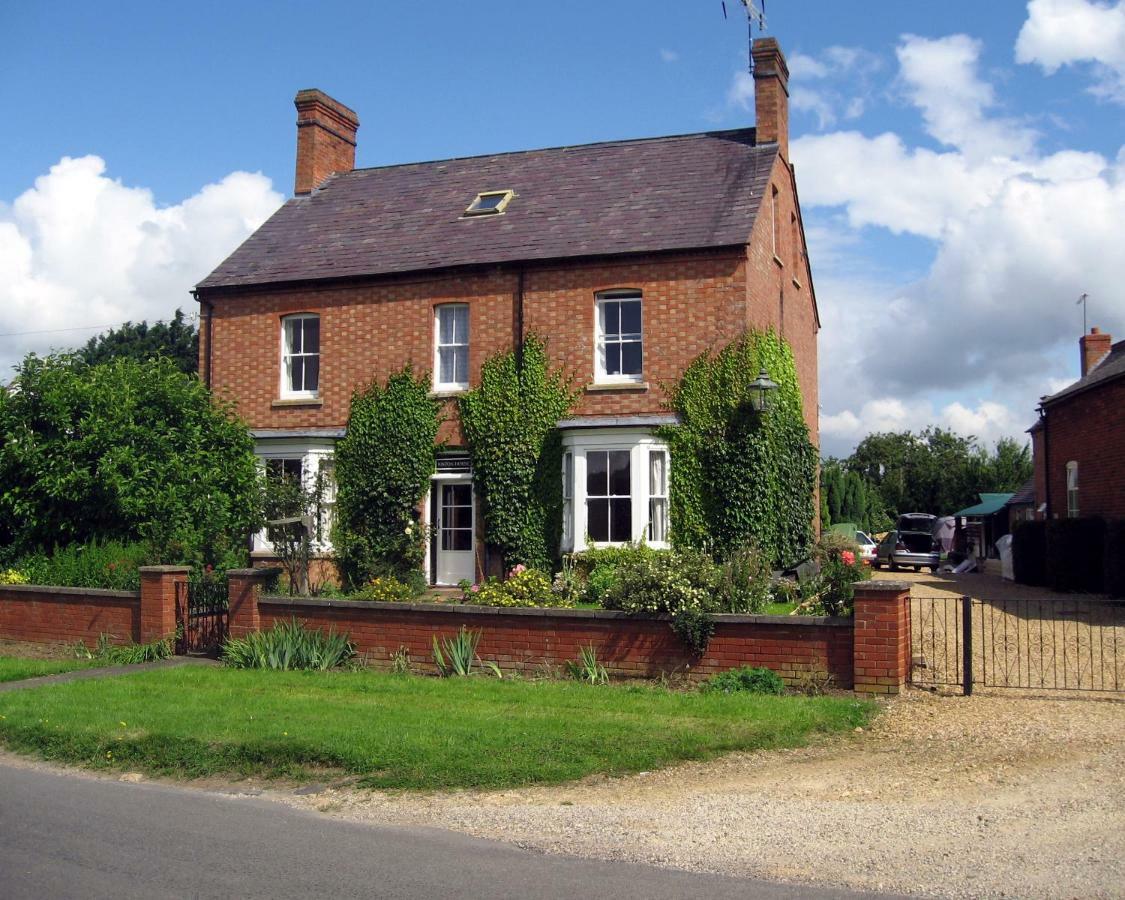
[[435, 454, 471, 473]]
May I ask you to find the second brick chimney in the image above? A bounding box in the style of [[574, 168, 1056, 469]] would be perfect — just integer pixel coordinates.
[[751, 37, 790, 161], [1080, 326, 1112, 377], [294, 89, 359, 195]]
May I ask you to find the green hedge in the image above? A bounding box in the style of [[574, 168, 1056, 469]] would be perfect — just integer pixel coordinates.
[[1011, 520, 1047, 586], [1104, 521, 1125, 598], [1045, 517, 1105, 593]]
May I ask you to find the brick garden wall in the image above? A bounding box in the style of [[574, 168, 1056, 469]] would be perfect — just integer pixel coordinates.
[[0, 585, 141, 646], [259, 597, 854, 686]]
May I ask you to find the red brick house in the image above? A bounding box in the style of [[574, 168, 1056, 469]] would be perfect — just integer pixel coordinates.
[[1031, 327, 1125, 521], [194, 37, 820, 586]]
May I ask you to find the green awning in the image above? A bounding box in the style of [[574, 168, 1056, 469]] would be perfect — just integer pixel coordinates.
[[955, 493, 1015, 517]]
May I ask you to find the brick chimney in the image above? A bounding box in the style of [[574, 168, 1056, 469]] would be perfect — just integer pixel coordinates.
[[1080, 326, 1112, 377], [294, 89, 359, 195], [751, 37, 790, 161]]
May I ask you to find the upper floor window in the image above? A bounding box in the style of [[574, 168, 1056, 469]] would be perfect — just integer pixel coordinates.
[[595, 291, 643, 383], [434, 304, 469, 391], [1066, 461, 1079, 518], [281, 314, 320, 398], [770, 186, 781, 261]]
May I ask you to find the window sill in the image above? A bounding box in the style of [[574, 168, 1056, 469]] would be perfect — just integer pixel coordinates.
[[272, 397, 323, 408], [429, 388, 467, 399], [773, 255, 784, 268], [792, 278, 802, 290], [586, 381, 649, 393]]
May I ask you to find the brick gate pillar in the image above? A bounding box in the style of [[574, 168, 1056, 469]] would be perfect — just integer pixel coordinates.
[[227, 568, 275, 638], [852, 580, 912, 695], [138, 566, 190, 644]]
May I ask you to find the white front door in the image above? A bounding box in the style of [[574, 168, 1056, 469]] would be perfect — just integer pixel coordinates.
[[435, 481, 475, 585]]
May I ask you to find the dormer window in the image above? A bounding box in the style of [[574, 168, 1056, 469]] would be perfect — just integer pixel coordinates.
[[464, 190, 515, 216]]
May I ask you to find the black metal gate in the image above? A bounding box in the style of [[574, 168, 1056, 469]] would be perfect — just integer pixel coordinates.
[[175, 580, 229, 656], [912, 594, 1125, 695]]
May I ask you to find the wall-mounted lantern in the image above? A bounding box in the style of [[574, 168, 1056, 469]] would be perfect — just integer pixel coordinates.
[[750, 368, 779, 412]]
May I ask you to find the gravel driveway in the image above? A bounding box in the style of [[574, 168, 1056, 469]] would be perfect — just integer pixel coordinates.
[[284, 691, 1125, 898]]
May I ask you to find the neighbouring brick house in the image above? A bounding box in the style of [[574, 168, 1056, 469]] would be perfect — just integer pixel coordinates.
[[1030, 327, 1125, 521], [195, 37, 820, 586]]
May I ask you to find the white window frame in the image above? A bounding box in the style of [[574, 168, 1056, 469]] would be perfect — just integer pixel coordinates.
[[1066, 461, 1079, 518], [434, 303, 470, 392], [594, 291, 643, 384], [648, 448, 669, 544], [253, 441, 336, 556], [280, 314, 321, 399], [562, 451, 574, 549], [560, 428, 670, 551]]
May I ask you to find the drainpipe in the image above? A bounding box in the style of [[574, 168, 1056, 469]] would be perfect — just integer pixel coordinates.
[[1039, 403, 1051, 520]]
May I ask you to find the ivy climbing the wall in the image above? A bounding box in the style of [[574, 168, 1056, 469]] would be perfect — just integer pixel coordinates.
[[661, 330, 817, 569], [333, 366, 442, 589], [459, 335, 578, 571]]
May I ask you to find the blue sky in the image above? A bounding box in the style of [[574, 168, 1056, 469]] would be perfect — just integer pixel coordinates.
[[2, 0, 1123, 455]]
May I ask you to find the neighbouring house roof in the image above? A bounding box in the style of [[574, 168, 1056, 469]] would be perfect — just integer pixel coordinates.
[[956, 493, 1015, 518], [1006, 479, 1035, 507], [197, 129, 776, 291], [1041, 339, 1125, 406]]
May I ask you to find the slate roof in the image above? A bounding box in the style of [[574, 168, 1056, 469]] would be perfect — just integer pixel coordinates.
[[197, 128, 776, 291], [1042, 339, 1125, 406], [1006, 479, 1035, 507]]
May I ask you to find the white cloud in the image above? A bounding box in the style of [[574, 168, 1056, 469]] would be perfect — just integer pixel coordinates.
[[1016, 0, 1125, 103], [0, 156, 283, 375], [659, 48, 679, 63], [896, 34, 1038, 159], [727, 70, 755, 111], [793, 29, 1125, 457], [783, 45, 880, 130]]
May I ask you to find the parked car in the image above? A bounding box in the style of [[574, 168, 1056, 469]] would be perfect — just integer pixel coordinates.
[[874, 514, 941, 572], [855, 530, 878, 566]]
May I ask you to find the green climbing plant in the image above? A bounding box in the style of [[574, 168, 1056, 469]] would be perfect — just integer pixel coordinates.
[[332, 365, 442, 589], [661, 330, 817, 569], [459, 335, 579, 571]]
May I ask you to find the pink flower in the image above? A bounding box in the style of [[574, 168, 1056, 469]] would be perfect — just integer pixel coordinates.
[[841, 551, 855, 566], [470, 584, 480, 593], [509, 564, 527, 576]]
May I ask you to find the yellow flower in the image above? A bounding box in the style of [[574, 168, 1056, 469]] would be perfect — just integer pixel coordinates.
[[282, 731, 288, 736], [119, 721, 127, 727]]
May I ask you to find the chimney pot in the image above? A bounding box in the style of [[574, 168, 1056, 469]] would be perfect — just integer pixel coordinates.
[[1080, 327, 1112, 377], [751, 37, 790, 160], [294, 89, 359, 195]]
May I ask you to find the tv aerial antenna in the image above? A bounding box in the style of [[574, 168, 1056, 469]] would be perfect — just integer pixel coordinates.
[[722, 1, 768, 73], [1076, 292, 1089, 334]]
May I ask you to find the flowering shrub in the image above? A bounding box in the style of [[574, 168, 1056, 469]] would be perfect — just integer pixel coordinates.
[[797, 533, 871, 616], [356, 575, 417, 603], [460, 566, 565, 608], [602, 550, 719, 655], [0, 569, 28, 585]]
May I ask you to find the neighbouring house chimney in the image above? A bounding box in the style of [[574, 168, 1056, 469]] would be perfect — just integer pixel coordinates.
[[1080, 326, 1112, 376], [294, 89, 359, 195], [751, 37, 790, 161]]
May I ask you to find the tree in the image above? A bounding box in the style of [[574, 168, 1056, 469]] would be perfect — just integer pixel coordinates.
[[78, 309, 198, 375], [0, 353, 260, 565]]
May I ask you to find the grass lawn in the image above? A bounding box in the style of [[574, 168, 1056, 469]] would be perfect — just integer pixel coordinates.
[[0, 667, 872, 790], [0, 656, 96, 684]]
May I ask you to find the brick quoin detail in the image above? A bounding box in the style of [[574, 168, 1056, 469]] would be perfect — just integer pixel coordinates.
[[138, 566, 189, 644], [851, 581, 911, 695], [0, 586, 140, 647]]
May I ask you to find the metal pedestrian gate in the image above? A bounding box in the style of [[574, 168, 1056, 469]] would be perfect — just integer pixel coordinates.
[[912, 594, 1125, 696], [175, 580, 229, 656]]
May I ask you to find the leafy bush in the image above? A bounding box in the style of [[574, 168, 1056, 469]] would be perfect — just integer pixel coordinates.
[[793, 534, 869, 616], [602, 550, 719, 655], [0, 354, 259, 566], [0, 569, 28, 585], [15, 540, 153, 591], [460, 565, 564, 608], [356, 576, 418, 603], [703, 666, 785, 695], [1105, 521, 1125, 598], [1012, 520, 1048, 586], [221, 619, 356, 670], [459, 336, 579, 570], [1046, 517, 1105, 593], [72, 633, 175, 665], [572, 543, 661, 605], [715, 541, 773, 613], [661, 331, 817, 568], [550, 556, 584, 606], [333, 366, 442, 589]]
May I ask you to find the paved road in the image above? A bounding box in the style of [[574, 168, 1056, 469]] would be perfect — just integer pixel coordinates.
[[0, 763, 892, 899]]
